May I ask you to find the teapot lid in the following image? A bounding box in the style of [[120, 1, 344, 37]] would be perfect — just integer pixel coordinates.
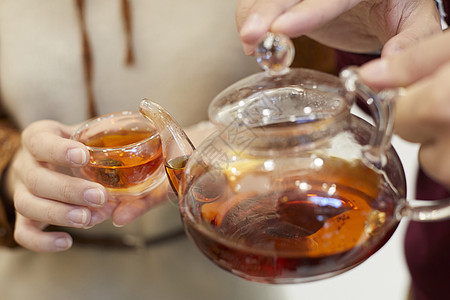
[[208, 33, 352, 129]]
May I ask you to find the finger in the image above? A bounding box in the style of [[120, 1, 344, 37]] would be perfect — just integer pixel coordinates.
[[111, 198, 154, 227], [382, 29, 432, 57], [14, 148, 106, 207], [236, 0, 257, 30], [88, 201, 117, 227], [112, 180, 169, 227], [14, 182, 92, 228], [393, 61, 450, 143], [380, 0, 442, 57], [14, 214, 73, 252], [360, 30, 450, 88], [381, 17, 441, 57], [22, 120, 89, 167], [271, 0, 361, 37], [418, 137, 450, 189], [238, 0, 299, 55]]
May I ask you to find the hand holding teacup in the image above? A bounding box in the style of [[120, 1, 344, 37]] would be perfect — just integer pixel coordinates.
[[7, 111, 168, 252]]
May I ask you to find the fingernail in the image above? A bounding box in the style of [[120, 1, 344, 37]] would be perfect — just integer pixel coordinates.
[[55, 237, 72, 250], [243, 43, 255, 56], [360, 59, 388, 79], [67, 208, 89, 226], [84, 188, 106, 206], [67, 148, 88, 165], [113, 221, 125, 228]]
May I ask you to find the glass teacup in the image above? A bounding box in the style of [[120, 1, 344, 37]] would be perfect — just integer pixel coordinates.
[[71, 111, 165, 202]]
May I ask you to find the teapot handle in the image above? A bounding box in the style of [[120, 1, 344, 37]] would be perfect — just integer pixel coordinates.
[[396, 198, 450, 221], [341, 67, 450, 222], [340, 67, 399, 166]]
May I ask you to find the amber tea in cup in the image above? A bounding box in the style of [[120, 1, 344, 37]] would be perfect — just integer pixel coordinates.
[[71, 111, 165, 201]]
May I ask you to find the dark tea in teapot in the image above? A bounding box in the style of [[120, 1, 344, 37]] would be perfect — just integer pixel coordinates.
[[178, 155, 398, 283]]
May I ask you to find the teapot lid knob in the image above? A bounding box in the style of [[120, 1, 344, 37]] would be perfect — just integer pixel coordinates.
[[256, 32, 295, 74]]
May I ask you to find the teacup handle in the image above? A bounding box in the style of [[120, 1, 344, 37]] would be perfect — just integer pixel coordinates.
[[341, 67, 450, 222]]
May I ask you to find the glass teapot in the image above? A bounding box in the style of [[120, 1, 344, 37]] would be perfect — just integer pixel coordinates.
[[139, 33, 450, 284]]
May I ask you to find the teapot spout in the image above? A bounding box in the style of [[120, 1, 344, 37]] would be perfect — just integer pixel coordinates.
[[139, 99, 195, 194]]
